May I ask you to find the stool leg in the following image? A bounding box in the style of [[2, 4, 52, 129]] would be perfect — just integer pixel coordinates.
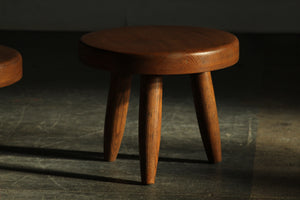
[[104, 73, 132, 162], [191, 72, 222, 163], [139, 75, 163, 184]]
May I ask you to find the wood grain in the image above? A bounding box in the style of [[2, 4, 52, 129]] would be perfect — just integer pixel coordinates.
[[0, 45, 22, 88], [104, 73, 132, 162], [139, 75, 163, 184], [191, 72, 222, 163], [79, 26, 239, 75]]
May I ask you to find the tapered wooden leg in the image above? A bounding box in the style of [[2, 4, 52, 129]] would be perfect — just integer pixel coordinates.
[[191, 72, 222, 163], [139, 75, 163, 185], [104, 73, 132, 162]]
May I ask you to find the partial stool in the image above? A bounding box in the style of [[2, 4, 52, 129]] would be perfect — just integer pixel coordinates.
[[0, 45, 22, 88], [79, 26, 239, 184]]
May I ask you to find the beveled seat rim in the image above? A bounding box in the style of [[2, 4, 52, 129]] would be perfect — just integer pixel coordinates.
[[79, 26, 239, 75]]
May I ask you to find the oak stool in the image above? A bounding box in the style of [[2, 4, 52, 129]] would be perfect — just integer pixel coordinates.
[[0, 45, 22, 88], [79, 26, 239, 184]]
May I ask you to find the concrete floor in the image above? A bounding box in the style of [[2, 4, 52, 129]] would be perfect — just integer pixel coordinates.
[[0, 31, 299, 199]]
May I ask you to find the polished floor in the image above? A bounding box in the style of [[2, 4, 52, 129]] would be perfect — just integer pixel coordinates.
[[0, 31, 299, 199]]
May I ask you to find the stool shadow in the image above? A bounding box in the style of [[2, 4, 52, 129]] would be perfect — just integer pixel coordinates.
[[0, 144, 207, 185], [0, 145, 208, 164], [0, 145, 141, 185], [0, 163, 141, 185]]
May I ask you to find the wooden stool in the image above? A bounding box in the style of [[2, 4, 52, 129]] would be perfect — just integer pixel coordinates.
[[0, 45, 22, 88], [79, 26, 239, 184]]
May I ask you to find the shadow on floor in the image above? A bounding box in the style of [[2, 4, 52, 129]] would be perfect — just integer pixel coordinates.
[[0, 163, 142, 185], [0, 145, 208, 163], [0, 145, 209, 185]]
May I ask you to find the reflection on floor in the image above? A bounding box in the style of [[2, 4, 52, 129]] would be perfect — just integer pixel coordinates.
[[0, 31, 299, 199]]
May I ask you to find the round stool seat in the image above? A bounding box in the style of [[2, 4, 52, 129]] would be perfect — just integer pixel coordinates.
[[79, 26, 239, 75], [0, 45, 22, 87]]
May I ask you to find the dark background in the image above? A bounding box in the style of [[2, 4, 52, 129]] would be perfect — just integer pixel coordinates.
[[1, 0, 300, 32]]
